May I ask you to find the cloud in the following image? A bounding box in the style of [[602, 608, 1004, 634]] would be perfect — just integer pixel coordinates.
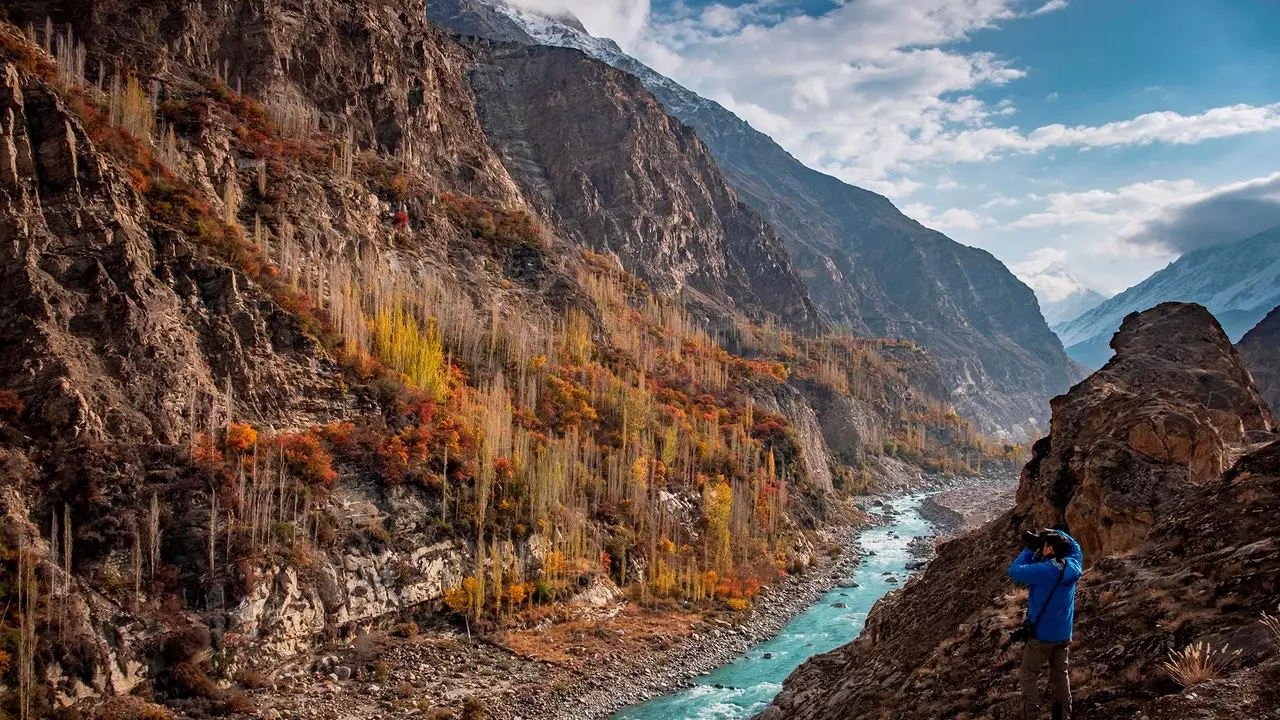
[[904, 203, 996, 231], [601, 0, 1280, 196], [1114, 172, 1280, 254], [504, 0, 651, 47], [1009, 179, 1200, 229], [1029, 0, 1068, 16]]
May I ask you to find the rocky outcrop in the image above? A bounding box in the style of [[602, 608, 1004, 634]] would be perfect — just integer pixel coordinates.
[[1239, 305, 1280, 415], [763, 302, 1280, 720], [1019, 302, 1273, 558], [466, 43, 822, 330]]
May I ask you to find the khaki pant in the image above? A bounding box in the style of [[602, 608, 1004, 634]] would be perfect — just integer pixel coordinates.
[[1019, 639, 1071, 719]]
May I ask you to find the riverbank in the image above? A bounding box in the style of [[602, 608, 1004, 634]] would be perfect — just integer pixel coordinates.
[[916, 470, 1018, 536], [245, 475, 1014, 720]]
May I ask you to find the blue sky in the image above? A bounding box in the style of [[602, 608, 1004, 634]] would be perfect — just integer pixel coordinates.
[[508, 0, 1280, 299]]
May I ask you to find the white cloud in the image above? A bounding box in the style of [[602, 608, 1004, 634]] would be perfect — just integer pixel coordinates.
[[1012, 247, 1068, 274], [1010, 179, 1200, 229], [504, 0, 651, 47], [1046, 92, 1059, 101], [1029, 0, 1068, 16], [980, 195, 1022, 208], [904, 203, 996, 231], [936, 178, 961, 190]]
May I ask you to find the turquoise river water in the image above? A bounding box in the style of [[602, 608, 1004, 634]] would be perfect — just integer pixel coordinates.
[[612, 494, 934, 720]]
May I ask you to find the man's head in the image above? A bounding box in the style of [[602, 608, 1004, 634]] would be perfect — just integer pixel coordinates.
[[1039, 529, 1070, 558]]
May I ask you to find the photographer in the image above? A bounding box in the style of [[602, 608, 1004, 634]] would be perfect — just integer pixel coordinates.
[[1008, 528, 1083, 720]]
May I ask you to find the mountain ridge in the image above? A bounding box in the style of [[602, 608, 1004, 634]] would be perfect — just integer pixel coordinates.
[[428, 0, 1083, 439], [1057, 226, 1280, 367]]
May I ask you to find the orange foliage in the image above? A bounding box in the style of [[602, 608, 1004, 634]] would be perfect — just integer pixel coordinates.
[[224, 423, 259, 454], [276, 432, 338, 486]]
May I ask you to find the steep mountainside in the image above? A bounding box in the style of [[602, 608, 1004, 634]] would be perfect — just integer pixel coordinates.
[[427, 0, 1083, 440], [0, 2, 1006, 715], [1058, 227, 1280, 368], [464, 41, 821, 331], [1239, 306, 1280, 414], [763, 302, 1280, 719]]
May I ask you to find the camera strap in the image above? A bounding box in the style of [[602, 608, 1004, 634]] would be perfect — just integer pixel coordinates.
[[1029, 560, 1067, 637]]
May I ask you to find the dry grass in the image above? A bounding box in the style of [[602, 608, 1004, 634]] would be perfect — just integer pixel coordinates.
[[1262, 608, 1280, 648], [1158, 641, 1239, 687]]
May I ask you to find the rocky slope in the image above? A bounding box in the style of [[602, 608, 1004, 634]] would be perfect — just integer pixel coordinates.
[[0, 2, 1005, 715], [427, 0, 1084, 440], [1058, 227, 1280, 368], [762, 302, 1280, 719], [1239, 305, 1280, 414], [465, 41, 821, 330]]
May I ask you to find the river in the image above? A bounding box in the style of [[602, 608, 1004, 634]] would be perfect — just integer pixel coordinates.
[[612, 494, 934, 720]]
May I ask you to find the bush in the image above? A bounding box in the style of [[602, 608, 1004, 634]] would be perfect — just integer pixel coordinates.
[[233, 668, 270, 690], [1159, 641, 1240, 687], [163, 626, 212, 664]]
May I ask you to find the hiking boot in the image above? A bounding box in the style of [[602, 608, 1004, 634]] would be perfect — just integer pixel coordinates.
[[1051, 701, 1070, 720]]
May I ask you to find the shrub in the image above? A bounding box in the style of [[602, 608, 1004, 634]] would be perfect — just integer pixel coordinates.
[[233, 668, 270, 689], [1262, 607, 1280, 647], [0, 390, 23, 420], [163, 626, 212, 664], [277, 432, 338, 486], [460, 697, 485, 720], [1159, 641, 1239, 687], [224, 423, 258, 453]]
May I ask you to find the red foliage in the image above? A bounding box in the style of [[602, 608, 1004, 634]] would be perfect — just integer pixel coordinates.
[[439, 193, 544, 250], [392, 209, 410, 229], [276, 432, 338, 486], [224, 423, 259, 454], [0, 390, 23, 420]]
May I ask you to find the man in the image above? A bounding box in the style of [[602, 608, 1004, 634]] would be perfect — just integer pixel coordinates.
[[1008, 529, 1083, 720]]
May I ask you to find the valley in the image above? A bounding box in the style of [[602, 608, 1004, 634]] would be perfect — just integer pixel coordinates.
[[0, 1, 1276, 720]]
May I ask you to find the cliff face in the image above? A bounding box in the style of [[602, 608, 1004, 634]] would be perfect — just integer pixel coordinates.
[[763, 302, 1280, 720], [0, 2, 997, 713], [1239, 306, 1280, 415], [466, 43, 822, 330], [426, 0, 1085, 440]]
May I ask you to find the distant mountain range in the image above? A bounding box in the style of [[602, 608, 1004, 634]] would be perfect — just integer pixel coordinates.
[[429, 0, 1083, 438], [1014, 261, 1112, 328], [1055, 227, 1280, 368]]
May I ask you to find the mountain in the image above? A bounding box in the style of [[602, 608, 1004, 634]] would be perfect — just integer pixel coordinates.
[[1057, 227, 1280, 368], [764, 302, 1280, 719], [0, 1, 1010, 714], [1239, 306, 1280, 415], [1013, 261, 1110, 327], [464, 41, 823, 331], [427, 0, 1083, 439]]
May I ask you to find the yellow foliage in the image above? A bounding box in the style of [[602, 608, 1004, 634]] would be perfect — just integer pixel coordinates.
[[371, 301, 448, 402]]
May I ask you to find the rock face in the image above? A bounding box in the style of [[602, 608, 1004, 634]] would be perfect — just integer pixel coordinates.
[[467, 43, 822, 330], [428, 0, 1085, 439], [762, 302, 1280, 720], [1239, 305, 1280, 415], [1019, 302, 1273, 558]]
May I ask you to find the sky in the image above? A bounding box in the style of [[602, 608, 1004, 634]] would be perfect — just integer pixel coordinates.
[[501, 0, 1280, 298]]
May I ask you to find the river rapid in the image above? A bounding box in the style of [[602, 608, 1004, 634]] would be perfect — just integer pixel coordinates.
[[612, 494, 934, 720]]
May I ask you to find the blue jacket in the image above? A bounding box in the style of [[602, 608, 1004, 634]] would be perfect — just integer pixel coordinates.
[[1008, 533, 1083, 642]]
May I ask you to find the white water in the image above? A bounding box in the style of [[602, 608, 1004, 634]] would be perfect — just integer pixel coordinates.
[[612, 494, 934, 719]]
